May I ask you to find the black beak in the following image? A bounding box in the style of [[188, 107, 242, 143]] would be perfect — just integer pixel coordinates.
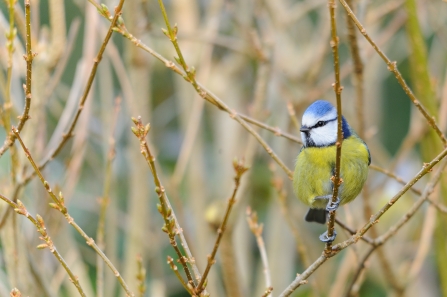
[[300, 127, 310, 133]]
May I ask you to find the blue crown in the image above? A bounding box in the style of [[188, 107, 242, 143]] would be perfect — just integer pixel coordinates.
[[304, 100, 335, 117]]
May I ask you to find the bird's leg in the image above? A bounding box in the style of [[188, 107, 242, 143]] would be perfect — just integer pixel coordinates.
[[314, 195, 340, 243], [314, 195, 341, 212], [319, 230, 337, 243], [326, 196, 340, 212]]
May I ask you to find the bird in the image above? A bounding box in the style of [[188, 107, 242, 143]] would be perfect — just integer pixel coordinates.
[[293, 100, 370, 242]]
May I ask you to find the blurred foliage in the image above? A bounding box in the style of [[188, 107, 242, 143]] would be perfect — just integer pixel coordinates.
[[0, 0, 446, 296]]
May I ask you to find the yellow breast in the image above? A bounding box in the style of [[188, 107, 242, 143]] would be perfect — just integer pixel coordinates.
[[293, 136, 370, 209]]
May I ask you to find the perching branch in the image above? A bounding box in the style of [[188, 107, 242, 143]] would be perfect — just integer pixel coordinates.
[[374, 160, 447, 246], [346, 159, 447, 296], [279, 146, 447, 296], [333, 146, 447, 252], [325, 0, 344, 253]]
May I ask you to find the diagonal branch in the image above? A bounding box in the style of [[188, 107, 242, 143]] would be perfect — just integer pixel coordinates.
[[339, 0, 447, 147], [0, 194, 86, 297], [12, 127, 135, 297], [131, 117, 196, 289], [195, 159, 249, 294], [279, 146, 447, 296], [14, 0, 126, 190]]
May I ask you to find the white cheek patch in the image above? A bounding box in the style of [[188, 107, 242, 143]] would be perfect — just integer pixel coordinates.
[[309, 121, 337, 146]]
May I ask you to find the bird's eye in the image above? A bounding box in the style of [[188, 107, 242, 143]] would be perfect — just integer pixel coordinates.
[[316, 121, 324, 127]]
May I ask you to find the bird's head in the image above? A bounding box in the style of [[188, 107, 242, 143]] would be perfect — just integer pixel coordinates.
[[300, 100, 351, 147]]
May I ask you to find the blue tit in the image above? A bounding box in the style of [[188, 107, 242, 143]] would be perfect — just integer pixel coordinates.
[[293, 100, 370, 242]]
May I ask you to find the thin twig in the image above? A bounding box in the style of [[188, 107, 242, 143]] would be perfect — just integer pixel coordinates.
[[334, 218, 375, 245], [408, 198, 438, 280], [131, 117, 195, 288], [103, 0, 293, 179], [339, 0, 447, 147], [333, 146, 447, 252], [286, 101, 301, 132], [374, 160, 447, 245], [0, 194, 86, 297], [240, 113, 302, 144], [43, 19, 82, 101], [159, 0, 295, 178], [271, 175, 321, 297], [12, 127, 135, 297], [14, 0, 126, 189], [325, 0, 344, 253], [365, 0, 405, 24], [345, 0, 365, 139], [375, 107, 428, 192], [370, 164, 422, 195], [136, 255, 147, 297], [10, 288, 22, 297], [344, 246, 376, 297], [278, 254, 324, 297], [427, 197, 447, 214], [1, 0, 19, 185], [195, 159, 249, 294], [279, 146, 447, 296], [306, 11, 407, 104], [261, 287, 274, 297], [96, 97, 120, 297], [358, 161, 446, 295], [272, 177, 312, 266], [0, 0, 33, 158], [167, 256, 194, 296], [246, 207, 272, 295]]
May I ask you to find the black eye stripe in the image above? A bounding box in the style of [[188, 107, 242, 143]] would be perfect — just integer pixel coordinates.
[[311, 118, 336, 129]]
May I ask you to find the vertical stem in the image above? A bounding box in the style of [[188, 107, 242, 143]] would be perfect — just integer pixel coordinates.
[[0, 0, 33, 157], [195, 159, 248, 294], [404, 0, 447, 295], [22, 0, 32, 128], [96, 99, 120, 297], [325, 0, 343, 254], [3, 0, 19, 185], [132, 118, 195, 288], [338, 0, 447, 146], [12, 128, 135, 297], [344, 0, 364, 138]]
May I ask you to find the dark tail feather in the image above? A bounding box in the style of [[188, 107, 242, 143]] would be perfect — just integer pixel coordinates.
[[305, 208, 327, 224]]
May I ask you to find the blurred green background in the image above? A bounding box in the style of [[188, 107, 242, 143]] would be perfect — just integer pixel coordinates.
[[0, 0, 446, 296]]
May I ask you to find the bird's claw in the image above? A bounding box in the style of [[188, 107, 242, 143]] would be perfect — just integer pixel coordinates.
[[326, 196, 340, 212], [319, 230, 337, 243]]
